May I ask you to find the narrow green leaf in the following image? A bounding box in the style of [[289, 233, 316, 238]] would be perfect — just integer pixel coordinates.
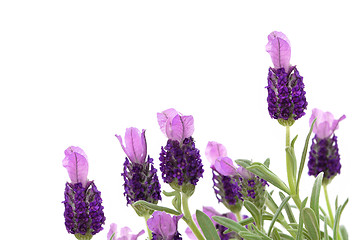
[[333, 199, 349, 240], [296, 197, 308, 240], [310, 172, 324, 223], [268, 195, 291, 235], [251, 224, 273, 240], [196, 210, 220, 240], [272, 228, 281, 240], [286, 146, 297, 180], [212, 216, 248, 233], [324, 214, 328, 240], [266, 192, 285, 222], [296, 118, 316, 194], [264, 158, 271, 168], [340, 225, 348, 240], [236, 159, 290, 194], [244, 200, 262, 230], [238, 231, 263, 240], [291, 134, 298, 148], [278, 232, 295, 240], [335, 195, 339, 211], [302, 207, 320, 240], [132, 200, 182, 216], [279, 192, 296, 223]]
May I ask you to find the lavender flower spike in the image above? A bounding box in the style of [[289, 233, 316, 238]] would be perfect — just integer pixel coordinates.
[[147, 211, 183, 240], [308, 109, 346, 184], [107, 223, 144, 240], [116, 128, 161, 207], [265, 31, 308, 125], [158, 108, 204, 195], [206, 141, 243, 214], [62, 146, 105, 239]]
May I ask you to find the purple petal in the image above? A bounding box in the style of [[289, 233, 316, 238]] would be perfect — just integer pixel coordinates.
[[118, 227, 145, 240], [214, 157, 237, 176], [147, 211, 177, 238], [237, 166, 254, 179], [116, 128, 147, 164], [202, 206, 220, 225], [107, 223, 118, 240], [62, 146, 88, 186], [266, 31, 291, 71], [170, 115, 194, 141], [310, 108, 346, 139], [157, 108, 179, 137], [205, 141, 228, 166]]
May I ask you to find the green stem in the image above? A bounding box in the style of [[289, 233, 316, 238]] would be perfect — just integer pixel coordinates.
[[182, 193, 205, 240], [236, 212, 242, 222], [286, 127, 298, 204], [323, 184, 334, 229], [144, 214, 152, 240]]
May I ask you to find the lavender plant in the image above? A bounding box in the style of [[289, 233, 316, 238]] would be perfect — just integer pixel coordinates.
[[62, 31, 348, 240]]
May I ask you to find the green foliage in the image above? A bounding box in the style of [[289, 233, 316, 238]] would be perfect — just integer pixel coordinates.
[[196, 210, 220, 240]]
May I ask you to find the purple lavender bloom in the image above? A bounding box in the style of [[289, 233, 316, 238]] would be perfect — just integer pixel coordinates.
[[107, 223, 144, 240], [308, 109, 346, 184], [147, 211, 183, 240], [266, 31, 308, 123], [206, 141, 243, 213], [62, 146, 105, 238], [185, 206, 238, 240], [158, 109, 204, 193], [237, 167, 268, 209], [116, 128, 161, 205]]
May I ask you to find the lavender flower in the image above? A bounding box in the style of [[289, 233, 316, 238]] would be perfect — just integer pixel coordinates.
[[237, 167, 268, 209], [107, 223, 144, 240], [308, 108, 346, 184], [206, 141, 243, 213], [158, 109, 204, 195], [266, 31, 308, 125], [116, 128, 161, 206], [62, 146, 105, 239], [185, 206, 238, 240], [147, 211, 183, 240]]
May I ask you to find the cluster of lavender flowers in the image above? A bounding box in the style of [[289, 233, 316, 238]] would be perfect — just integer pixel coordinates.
[[62, 31, 348, 240]]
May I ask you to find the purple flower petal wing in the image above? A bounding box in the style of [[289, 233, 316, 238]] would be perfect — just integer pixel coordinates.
[[63, 146, 88, 186], [117, 128, 147, 164], [107, 223, 118, 240], [170, 114, 194, 141], [205, 141, 227, 165], [214, 157, 236, 176], [331, 114, 346, 133], [266, 31, 291, 71], [157, 108, 179, 137], [316, 121, 330, 139], [147, 211, 176, 238]]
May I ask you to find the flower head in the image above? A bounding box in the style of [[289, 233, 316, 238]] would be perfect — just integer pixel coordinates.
[[237, 166, 268, 209], [116, 128, 147, 164], [158, 109, 203, 194], [265, 31, 308, 124], [62, 147, 105, 238], [157, 108, 194, 142], [309, 108, 346, 139], [116, 127, 161, 206], [107, 223, 144, 240], [147, 211, 183, 240], [308, 109, 346, 184]]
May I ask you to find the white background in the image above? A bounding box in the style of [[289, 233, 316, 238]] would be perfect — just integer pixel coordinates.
[[1, 1, 356, 239]]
